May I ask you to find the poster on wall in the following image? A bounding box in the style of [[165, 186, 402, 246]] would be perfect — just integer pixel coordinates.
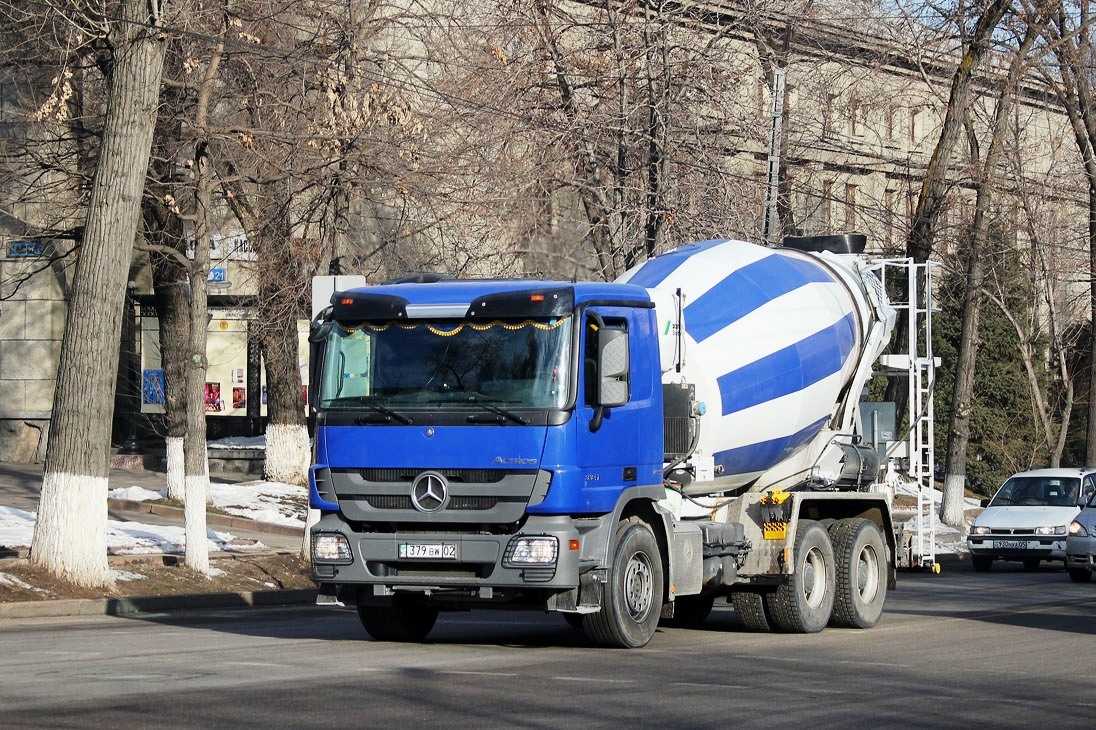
[[232, 387, 246, 409], [142, 370, 166, 405], [204, 382, 223, 412]]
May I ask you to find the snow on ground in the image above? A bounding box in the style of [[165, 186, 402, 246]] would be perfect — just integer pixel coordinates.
[[106, 480, 308, 528], [208, 435, 266, 450], [0, 505, 272, 554], [0, 474, 309, 553]]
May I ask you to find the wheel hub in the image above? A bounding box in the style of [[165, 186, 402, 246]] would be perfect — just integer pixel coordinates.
[[624, 551, 653, 620]]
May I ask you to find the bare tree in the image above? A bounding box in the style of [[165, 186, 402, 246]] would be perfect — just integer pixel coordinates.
[[31, 0, 167, 586], [940, 12, 1046, 526], [1041, 0, 1096, 465]]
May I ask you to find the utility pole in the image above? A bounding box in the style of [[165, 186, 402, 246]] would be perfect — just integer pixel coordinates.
[[762, 65, 786, 246]]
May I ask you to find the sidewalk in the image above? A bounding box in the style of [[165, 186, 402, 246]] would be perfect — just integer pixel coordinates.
[[0, 461, 315, 619]]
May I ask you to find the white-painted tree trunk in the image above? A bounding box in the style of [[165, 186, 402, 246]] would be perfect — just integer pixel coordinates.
[[166, 435, 185, 501], [31, 0, 165, 588], [940, 473, 967, 527], [32, 473, 113, 586], [184, 473, 210, 575], [301, 508, 320, 561], [264, 423, 309, 486]]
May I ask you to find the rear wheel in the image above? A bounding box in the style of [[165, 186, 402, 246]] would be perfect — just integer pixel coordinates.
[[731, 590, 772, 632], [765, 520, 835, 633], [358, 596, 438, 642], [661, 595, 715, 628], [828, 518, 887, 629], [971, 555, 993, 572], [1068, 567, 1092, 583], [1022, 558, 1041, 571], [583, 518, 664, 648]]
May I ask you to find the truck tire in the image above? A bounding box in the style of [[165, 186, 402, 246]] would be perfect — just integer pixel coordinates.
[[764, 520, 835, 633], [731, 591, 772, 632], [661, 595, 715, 628], [583, 518, 664, 648], [828, 518, 887, 629], [357, 597, 438, 642]]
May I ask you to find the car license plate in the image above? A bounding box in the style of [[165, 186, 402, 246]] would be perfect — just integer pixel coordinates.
[[993, 539, 1030, 550], [398, 543, 457, 560]]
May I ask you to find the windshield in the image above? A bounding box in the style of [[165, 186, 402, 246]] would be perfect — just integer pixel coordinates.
[[317, 316, 572, 410], [988, 476, 1080, 508]]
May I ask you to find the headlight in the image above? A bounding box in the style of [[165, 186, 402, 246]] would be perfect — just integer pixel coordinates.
[[312, 533, 353, 564], [969, 525, 991, 536], [504, 536, 558, 565], [1070, 521, 1090, 537], [1035, 525, 1067, 536]]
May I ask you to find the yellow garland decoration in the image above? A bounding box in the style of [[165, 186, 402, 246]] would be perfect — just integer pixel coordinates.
[[337, 316, 570, 336]]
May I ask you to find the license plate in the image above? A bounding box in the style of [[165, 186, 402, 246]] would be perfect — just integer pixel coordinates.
[[398, 543, 457, 560], [993, 539, 1030, 550]]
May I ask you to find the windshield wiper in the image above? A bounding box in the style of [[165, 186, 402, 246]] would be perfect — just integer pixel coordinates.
[[355, 403, 414, 425], [466, 397, 529, 425]]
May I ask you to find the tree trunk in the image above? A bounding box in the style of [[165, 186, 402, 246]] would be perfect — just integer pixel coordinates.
[[31, 0, 167, 587], [182, 32, 226, 575], [941, 20, 1042, 526], [260, 273, 309, 486], [148, 224, 190, 502]]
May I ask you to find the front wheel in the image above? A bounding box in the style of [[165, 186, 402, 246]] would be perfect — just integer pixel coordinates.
[[1068, 567, 1092, 583], [828, 518, 887, 629], [358, 596, 439, 642], [765, 520, 835, 633], [971, 555, 993, 572], [583, 518, 664, 648]]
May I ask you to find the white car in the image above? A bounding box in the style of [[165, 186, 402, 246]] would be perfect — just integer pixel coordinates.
[[967, 468, 1096, 572]]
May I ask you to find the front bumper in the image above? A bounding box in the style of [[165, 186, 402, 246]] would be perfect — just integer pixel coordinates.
[[967, 535, 1066, 561], [309, 513, 585, 597], [1066, 533, 1096, 569]]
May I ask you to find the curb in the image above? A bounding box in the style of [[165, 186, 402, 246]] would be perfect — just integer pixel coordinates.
[[0, 587, 318, 620]]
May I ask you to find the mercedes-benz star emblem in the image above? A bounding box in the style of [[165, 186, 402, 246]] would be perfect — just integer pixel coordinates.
[[410, 471, 449, 513]]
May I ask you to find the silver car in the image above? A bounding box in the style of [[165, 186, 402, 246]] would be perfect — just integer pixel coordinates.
[[1067, 490, 1096, 583]]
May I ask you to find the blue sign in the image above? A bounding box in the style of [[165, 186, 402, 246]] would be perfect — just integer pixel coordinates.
[[208, 268, 227, 283], [6, 241, 46, 258], [142, 369, 166, 406]]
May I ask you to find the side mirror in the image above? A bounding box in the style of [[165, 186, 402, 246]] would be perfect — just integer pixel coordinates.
[[597, 328, 629, 408]]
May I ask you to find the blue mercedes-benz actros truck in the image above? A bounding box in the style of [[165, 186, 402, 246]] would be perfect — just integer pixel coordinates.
[[307, 236, 917, 648]]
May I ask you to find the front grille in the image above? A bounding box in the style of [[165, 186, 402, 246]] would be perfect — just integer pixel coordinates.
[[361, 495, 498, 511], [360, 468, 509, 484]]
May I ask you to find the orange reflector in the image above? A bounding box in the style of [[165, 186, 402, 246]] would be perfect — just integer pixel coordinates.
[[339, 297, 354, 305], [569, 539, 580, 551], [531, 294, 545, 302]]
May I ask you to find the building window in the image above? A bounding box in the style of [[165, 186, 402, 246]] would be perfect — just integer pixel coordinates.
[[885, 106, 895, 144], [850, 99, 862, 137], [909, 109, 920, 146], [822, 180, 833, 226]]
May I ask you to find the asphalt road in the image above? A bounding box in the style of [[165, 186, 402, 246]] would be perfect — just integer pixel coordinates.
[[1, 560, 1093, 729]]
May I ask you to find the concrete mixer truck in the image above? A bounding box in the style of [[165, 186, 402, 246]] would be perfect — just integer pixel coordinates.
[[306, 235, 924, 648]]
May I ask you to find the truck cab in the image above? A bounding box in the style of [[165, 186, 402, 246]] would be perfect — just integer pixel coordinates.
[[309, 280, 670, 645]]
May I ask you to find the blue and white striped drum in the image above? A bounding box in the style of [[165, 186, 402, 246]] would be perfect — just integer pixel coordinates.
[[619, 239, 877, 493]]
